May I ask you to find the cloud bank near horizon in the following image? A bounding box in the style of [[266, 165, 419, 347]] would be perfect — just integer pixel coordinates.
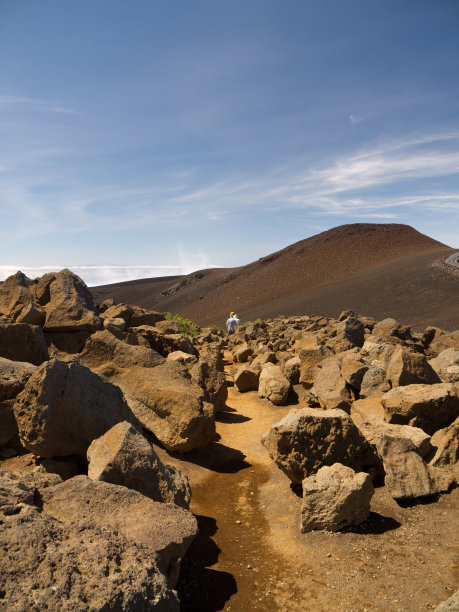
[[0, 262, 223, 287]]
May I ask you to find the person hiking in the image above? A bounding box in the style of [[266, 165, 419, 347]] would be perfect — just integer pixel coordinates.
[[226, 312, 240, 335]]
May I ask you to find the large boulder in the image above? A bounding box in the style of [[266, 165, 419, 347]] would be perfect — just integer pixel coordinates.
[[282, 356, 301, 385], [43, 269, 102, 332], [0, 357, 37, 446], [430, 417, 459, 469], [0, 323, 49, 365], [101, 303, 165, 328], [386, 346, 440, 387], [14, 359, 139, 459], [301, 463, 374, 532], [0, 271, 34, 318], [429, 349, 459, 383], [296, 335, 327, 387], [189, 358, 227, 412], [79, 329, 165, 370], [359, 365, 390, 398], [109, 361, 215, 453], [354, 414, 432, 458], [134, 326, 196, 357], [340, 353, 369, 391], [358, 421, 454, 499], [0, 470, 184, 610], [41, 475, 197, 588], [233, 365, 260, 392], [87, 422, 191, 509], [258, 364, 290, 405], [312, 358, 353, 412], [381, 384, 459, 435], [261, 408, 377, 484]]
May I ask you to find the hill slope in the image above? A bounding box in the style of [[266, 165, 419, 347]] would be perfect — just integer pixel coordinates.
[[92, 223, 457, 330]]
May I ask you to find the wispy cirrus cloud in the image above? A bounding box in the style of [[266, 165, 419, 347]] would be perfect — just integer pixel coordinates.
[[0, 94, 77, 114]]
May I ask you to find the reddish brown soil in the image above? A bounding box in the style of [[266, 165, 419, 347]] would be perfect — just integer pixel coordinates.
[[92, 223, 459, 331], [159, 354, 459, 612]]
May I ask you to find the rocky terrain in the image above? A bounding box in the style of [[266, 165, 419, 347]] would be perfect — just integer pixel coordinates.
[[92, 223, 459, 331], [0, 266, 458, 611]]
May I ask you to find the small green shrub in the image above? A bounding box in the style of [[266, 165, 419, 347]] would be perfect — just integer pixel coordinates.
[[164, 312, 201, 337]]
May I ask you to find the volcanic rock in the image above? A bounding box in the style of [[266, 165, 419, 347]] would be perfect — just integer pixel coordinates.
[[258, 364, 290, 405], [14, 359, 139, 459], [386, 346, 440, 387], [429, 349, 459, 383], [43, 269, 102, 332], [381, 383, 459, 435], [87, 421, 191, 508], [41, 475, 197, 587], [301, 463, 374, 532], [0, 322, 49, 365], [233, 365, 260, 392], [312, 358, 353, 412], [430, 417, 459, 469], [261, 408, 377, 484], [0, 357, 37, 446]]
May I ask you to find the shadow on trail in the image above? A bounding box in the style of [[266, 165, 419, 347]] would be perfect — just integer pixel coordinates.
[[216, 405, 251, 424], [179, 441, 252, 474], [342, 512, 401, 535], [177, 514, 237, 611]]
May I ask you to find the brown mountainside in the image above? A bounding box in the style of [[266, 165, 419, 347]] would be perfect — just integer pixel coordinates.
[[92, 223, 457, 330]]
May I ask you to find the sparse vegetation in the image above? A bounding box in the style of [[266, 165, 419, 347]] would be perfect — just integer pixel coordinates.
[[164, 312, 201, 337]]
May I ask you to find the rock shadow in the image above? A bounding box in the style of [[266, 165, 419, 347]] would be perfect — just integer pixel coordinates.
[[396, 493, 442, 508], [178, 514, 237, 611], [216, 406, 251, 424], [178, 441, 252, 474], [342, 512, 401, 534]]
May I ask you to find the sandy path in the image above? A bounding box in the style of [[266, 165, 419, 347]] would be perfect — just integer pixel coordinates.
[[165, 355, 459, 612]]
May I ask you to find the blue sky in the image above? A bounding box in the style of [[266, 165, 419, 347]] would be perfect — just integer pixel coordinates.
[[1, 0, 458, 285]]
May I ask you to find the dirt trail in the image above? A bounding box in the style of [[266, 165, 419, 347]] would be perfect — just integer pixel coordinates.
[[165, 355, 459, 612]]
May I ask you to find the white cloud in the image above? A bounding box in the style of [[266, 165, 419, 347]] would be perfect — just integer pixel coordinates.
[[0, 94, 76, 114], [0, 261, 224, 286]]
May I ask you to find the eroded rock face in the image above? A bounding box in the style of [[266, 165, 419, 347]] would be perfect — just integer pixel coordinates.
[[261, 408, 377, 484], [0, 323, 49, 365], [429, 349, 459, 383], [41, 475, 198, 588], [112, 362, 216, 453], [87, 422, 191, 509], [44, 269, 102, 332], [0, 271, 34, 319], [0, 471, 183, 611], [258, 364, 290, 405], [14, 359, 139, 459], [301, 463, 374, 532], [0, 357, 37, 446], [430, 417, 459, 468], [386, 346, 440, 387], [189, 358, 227, 412], [381, 384, 459, 435], [312, 358, 353, 412], [233, 365, 260, 392]]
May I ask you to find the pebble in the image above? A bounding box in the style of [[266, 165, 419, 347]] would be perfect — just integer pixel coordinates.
[[247, 565, 252, 569], [236, 520, 242, 524]]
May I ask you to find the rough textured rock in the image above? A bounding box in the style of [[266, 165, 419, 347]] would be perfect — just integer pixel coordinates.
[[301, 463, 374, 532], [189, 358, 227, 412], [370, 433, 453, 499], [429, 349, 459, 383], [233, 345, 253, 363], [335, 317, 365, 348], [351, 395, 386, 423], [381, 383, 459, 435], [167, 350, 198, 364], [156, 319, 181, 334], [0, 471, 182, 611], [261, 408, 377, 484], [41, 476, 197, 588], [134, 325, 196, 357], [359, 365, 390, 398], [313, 358, 353, 412], [0, 322, 49, 365], [101, 303, 165, 328], [355, 414, 432, 460], [15, 301, 46, 326], [0, 271, 33, 319], [386, 346, 440, 387], [233, 365, 260, 392], [79, 329, 165, 370], [111, 361, 215, 453], [103, 316, 126, 333], [87, 422, 191, 508], [433, 590, 459, 612], [430, 417, 459, 468], [258, 364, 290, 405], [14, 359, 139, 458], [340, 353, 369, 390], [45, 330, 92, 355], [282, 355, 300, 384], [0, 357, 37, 446], [296, 335, 327, 387], [44, 269, 102, 332]]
